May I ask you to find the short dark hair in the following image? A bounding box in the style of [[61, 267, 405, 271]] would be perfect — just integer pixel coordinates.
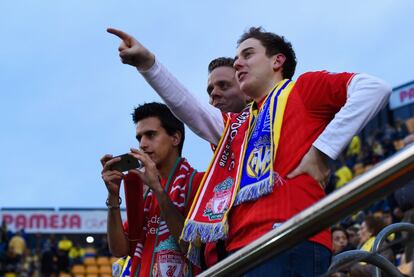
[[364, 215, 386, 236], [332, 226, 349, 240], [208, 57, 235, 73], [237, 27, 297, 79], [132, 102, 185, 155]]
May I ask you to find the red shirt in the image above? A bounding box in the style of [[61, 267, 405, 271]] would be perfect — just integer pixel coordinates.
[[226, 71, 355, 252]]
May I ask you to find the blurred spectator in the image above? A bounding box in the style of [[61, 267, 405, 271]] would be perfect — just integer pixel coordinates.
[[68, 243, 85, 265], [8, 230, 26, 263], [349, 215, 393, 276], [394, 118, 409, 140], [334, 163, 353, 189], [346, 135, 361, 168], [372, 140, 384, 160], [56, 235, 72, 273], [346, 225, 361, 249], [332, 226, 353, 254]]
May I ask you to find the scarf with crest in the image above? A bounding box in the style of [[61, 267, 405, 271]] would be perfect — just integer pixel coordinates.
[[114, 158, 198, 277]]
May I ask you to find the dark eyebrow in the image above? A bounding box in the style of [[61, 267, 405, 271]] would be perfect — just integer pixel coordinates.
[[136, 130, 157, 141], [234, 47, 254, 62]]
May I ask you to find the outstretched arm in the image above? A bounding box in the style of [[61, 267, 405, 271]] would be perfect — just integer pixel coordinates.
[[107, 28, 223, 145]]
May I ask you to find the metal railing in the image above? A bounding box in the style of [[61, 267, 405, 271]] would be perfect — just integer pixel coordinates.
[[199, 143, 414, 276]]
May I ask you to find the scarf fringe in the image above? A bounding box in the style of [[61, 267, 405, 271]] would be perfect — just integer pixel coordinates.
[[182, 219, 228, 243], [187, 243, 201, 267], [234, 172, 285, 206]]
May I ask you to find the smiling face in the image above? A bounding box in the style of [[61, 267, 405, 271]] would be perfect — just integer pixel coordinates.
[[135, 116, 180, 168], [233, 38, 285, 102], [207, 66, 247, 113]]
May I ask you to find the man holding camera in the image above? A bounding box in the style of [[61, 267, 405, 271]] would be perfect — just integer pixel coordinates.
[[100, 102, 203, 276]]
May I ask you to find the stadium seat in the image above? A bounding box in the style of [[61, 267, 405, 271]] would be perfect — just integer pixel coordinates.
[[84, 246, 97, 257], [84, 256, 96, 265], [72, 264, 86, 275], [96, 256, 111, 266], [86, 265, 99, 274], [59, 273, 71, 277], [99, 265, 112, 274], [86, 275, 99, 277], [405, 117, 414, 133]]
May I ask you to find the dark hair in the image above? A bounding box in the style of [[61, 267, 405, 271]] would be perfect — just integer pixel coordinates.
[[132, 102, 185, 155], [364, 215, 386, 236], [208, 57, 235, 73], [332, 226, 349, 240], [237, 27, 297, 79]]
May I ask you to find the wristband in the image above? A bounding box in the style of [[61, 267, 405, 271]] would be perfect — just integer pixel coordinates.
[[106, 196, 122, 209]]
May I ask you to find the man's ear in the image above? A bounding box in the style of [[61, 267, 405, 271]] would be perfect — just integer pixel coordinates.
[[272, 53, 286, 72], [171, 131, 182, 148]]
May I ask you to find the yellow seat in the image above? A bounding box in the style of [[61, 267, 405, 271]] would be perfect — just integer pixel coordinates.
[[86, 265, 99, 274], [99, 265, 112, 274], [96, 256, 110, 266], [84, 256, 96, 266], [84, 246, 97, 256], [72, 264, 86, 275]]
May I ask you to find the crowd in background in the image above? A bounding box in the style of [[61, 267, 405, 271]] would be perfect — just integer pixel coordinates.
[[0, 224, 111, 277], [329, 118, 414, 276]]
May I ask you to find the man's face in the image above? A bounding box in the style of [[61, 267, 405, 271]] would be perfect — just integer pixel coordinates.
[[207, 66, 247, 113], [234, 38, 278, 101], [136, 117, 178, 167]]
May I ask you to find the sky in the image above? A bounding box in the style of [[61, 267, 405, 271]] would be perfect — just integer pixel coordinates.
[[1, 0, 413, 209]]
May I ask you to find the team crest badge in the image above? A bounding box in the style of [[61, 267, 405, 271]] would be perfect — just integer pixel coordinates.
[[246, 138, 271, 179], [203, 178, 234, 220], [154, 250, 185, 277]]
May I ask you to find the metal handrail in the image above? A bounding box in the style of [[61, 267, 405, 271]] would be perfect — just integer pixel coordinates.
[[199, 143, 414, 276], [328, 250, 404, 277], [373, 222, 414, 277]]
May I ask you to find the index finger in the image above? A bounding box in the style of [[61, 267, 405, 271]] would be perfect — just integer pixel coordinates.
[[107, 28, 132, 42]]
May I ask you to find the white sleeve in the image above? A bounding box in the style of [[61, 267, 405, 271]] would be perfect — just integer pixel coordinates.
[[313, 73, 392, 159], [138, 59, 224, 145]]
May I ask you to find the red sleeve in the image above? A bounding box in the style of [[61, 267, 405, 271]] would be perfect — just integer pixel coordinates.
[[295, 71, 355, 116]]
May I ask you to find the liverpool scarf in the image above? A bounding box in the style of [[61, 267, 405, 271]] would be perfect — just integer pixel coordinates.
[[181, 80, 294, 262], [116, 158, 198, 277]]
